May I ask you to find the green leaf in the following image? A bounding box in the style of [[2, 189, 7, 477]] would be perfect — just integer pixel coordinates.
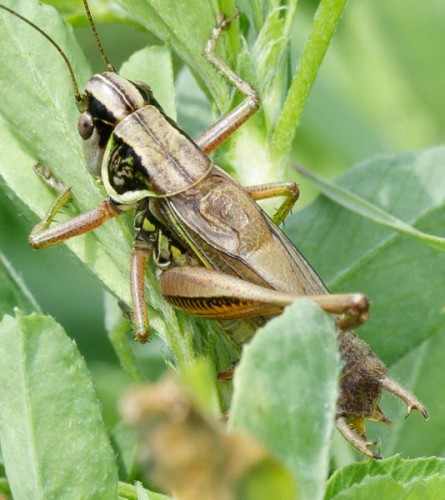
[[111, 422, 139, 482], [368, 329, 445, 458], [0, 0, 133, 306], [234, 457, 295, 500], [251, 7, 288, 128], [326, 455, 445, 499], [175, 65, 213, 137], [0, 313, 118, 499], [45, 0, 130, 25], [230, 300, 340, 500], [252, 8, 286, 94], [104, 293, 145, 383], [295, 164, 445, 251], [287, 147, 445, 364], [119, 45, 176, 120], [0, 477, 11, 495], [0, 252, 40, 318]]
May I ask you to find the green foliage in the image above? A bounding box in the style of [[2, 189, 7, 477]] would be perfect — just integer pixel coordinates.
[[230, 300, 340, 499], [0, 253, 40, 315], [0, 312, 118, 499], [0, 0, 444, 498], [325, 456, 445, 499], [287, 149, 445, 365]]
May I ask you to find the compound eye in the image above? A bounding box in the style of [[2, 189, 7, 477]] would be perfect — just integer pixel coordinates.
[[134, 81, 152, 102], [78, 112, 94, 140]]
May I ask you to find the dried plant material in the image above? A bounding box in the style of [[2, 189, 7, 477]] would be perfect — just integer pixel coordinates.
[[121, 377, 294, 500]]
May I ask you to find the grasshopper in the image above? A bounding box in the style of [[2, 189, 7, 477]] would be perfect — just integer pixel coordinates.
[[0, 1, 428, 458]]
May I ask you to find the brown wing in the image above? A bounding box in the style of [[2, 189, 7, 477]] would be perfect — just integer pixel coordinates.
[[162, 166, 328, 296], [264, 213, 328, 295]]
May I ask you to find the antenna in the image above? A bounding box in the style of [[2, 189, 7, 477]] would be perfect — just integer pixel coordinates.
[[0, 4, 82, 103], [82, 0, 116, 72]]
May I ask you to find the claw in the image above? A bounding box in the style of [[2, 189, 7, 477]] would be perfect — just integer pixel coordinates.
[[336, 417, 382, 459], [406, 403, 429, 420], [217, 8, 241, 31], [335, 295, 370, 330], [217, 361, 238, 382], [369, 405, 393, 427], [33, 161, 69, 193], [382, 377, 429, 420]]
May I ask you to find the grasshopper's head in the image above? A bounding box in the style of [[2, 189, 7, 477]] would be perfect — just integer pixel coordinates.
[[0, 4, 147, 179], [78, 72, 153, 177]]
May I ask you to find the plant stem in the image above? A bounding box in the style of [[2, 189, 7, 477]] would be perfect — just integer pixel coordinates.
[[270, 0, 349, 164]]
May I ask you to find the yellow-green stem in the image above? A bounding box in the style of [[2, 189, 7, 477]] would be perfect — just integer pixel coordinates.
[[270, 0, 349, 164]]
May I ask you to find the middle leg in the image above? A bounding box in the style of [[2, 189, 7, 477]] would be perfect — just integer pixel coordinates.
[[244, 181, 300, 225]]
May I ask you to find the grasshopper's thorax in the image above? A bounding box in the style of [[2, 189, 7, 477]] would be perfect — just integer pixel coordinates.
[[78, 72, 212, 208]]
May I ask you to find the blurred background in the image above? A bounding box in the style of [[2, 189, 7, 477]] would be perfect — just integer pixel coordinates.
[[0, 0, 444, 425]]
